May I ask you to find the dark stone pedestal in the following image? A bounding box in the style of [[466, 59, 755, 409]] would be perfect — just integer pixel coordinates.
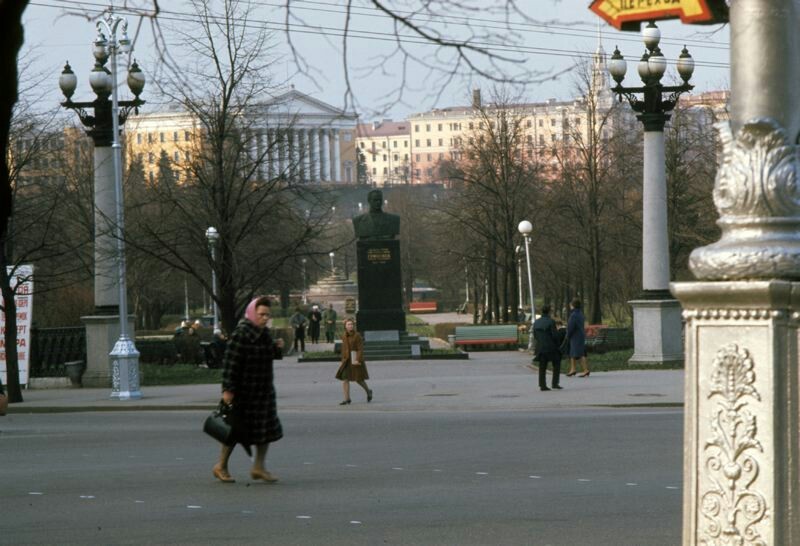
[[356, 239, 406, 333]]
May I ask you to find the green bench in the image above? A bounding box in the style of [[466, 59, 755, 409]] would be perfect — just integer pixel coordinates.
[[454, 325, 519, 349]]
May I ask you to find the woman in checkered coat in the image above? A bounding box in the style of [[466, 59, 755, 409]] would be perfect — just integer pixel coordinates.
[[213, 296, 284, 483]]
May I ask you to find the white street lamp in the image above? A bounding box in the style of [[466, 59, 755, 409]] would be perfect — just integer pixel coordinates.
[[329, 251, 335, 273], [184, 276, 190, 321], [518, 220, 536, 352], [206, 227, 220, 331], [515, 245, 524, 314], [59, 11, 146, 400]]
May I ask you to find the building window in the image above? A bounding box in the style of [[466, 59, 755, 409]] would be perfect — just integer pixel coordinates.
[[185, 131, 191, 141], [360, 142, 365, 149], [160, 132, 165, 142], [148, 152, 154, 164], [427, 153, 432, 161], [404, 140, 408, 147], [415, 139, 420, 147], [404, 154, 409, 160], [439, 152, 443, 159], [551, 119, 556, 127], [383, 167, 388, 174], [148, 133, 153, 144], [426, 139, 431, 147], [393, 141, 397, 148], [539, 135, 544, 145], [381, 141, 386, 148], [185, 151, 191, 162], [527, 135, 533, 144], [469, 122, 474, 130], [173, 131, 178, 141], [415, 169, 420, 177], [437, 123, 442, 131], [538, 119, 543, 127], [174, 151, 180, 162], [371, 142, 376, 151], [415, 124, 420, 132], [393, 154, 398, 161], [372, 167, 377, 174], [149, 171, 154, 183], [383, 154, 387, 161], [394, 167, 399, 174], [438, 138, 443, 146], [136, 134, 142, 144], [426, 124, 431, 131], [426, 168, 433, 176], [527, 120, 532, 128], [415, 154, 420, 161]]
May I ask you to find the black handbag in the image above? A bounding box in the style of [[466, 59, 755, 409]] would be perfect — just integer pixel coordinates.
[[203, 400, 235, 445]]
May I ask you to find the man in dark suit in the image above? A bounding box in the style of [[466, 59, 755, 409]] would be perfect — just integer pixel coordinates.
[[533, 304, 562, 391]]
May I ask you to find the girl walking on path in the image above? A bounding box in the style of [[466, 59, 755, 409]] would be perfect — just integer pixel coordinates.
[[565, 298, 590, 378], [335, 318, 373, 405], [214, 296, 285, 483]]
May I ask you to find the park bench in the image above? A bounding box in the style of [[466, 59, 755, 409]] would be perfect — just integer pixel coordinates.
[[585, 326, 633, 353], [454, 324, 519, 349], [409, 301, 437, 313]]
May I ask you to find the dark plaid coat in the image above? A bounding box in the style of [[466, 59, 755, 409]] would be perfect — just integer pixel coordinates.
[[222, 319, 283, 445]]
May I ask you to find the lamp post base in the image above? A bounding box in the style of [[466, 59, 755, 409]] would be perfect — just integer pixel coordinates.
[[628, 296, 684, 367], [110, 337, 141, 400]]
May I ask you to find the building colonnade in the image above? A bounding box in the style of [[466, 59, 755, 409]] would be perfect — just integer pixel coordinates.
[[254, 126, 343, 183]]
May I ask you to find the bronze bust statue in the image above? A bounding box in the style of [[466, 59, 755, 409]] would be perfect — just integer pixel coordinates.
[[352, 189, 400, 240]]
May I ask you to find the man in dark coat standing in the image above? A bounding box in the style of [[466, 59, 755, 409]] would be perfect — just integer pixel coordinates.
[[533, 304, 562, 391]]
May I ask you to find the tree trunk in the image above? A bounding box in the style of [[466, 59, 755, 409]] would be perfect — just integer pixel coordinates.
[[0, 250, 21, 403]]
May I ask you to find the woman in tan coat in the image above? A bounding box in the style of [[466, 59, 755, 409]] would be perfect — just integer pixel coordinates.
[[335, 318, 372, 405]]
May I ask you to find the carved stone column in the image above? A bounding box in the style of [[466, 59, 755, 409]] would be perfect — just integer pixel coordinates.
[[266, 129, 276, 180], [292, 129, 300, 180], [302, 129, 311, 182], [333, 129, 342, 182], [311, 129, 320, 182], [673, 1, 800, 544], [321, 129, 331, 182]]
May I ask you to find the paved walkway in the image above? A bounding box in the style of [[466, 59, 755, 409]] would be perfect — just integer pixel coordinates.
[[10, 350, 683, 413]]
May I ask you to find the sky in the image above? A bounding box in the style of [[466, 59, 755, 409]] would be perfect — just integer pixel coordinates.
[[21, 0, 731, 122]]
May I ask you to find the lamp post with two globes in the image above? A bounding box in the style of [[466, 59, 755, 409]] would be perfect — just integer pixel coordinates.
[[58, 10, 145, 398], [206, 227, 220, 331]]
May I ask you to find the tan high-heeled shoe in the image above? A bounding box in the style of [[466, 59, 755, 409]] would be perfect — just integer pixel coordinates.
[[251, 468, 279, 482], [213, 464, 235, 483]]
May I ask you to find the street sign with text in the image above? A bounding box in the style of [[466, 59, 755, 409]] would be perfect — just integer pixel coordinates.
[[590, 0, 728, 30]]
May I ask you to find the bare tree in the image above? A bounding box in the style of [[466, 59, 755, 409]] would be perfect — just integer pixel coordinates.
[[123, 0, 332, 334], [436, 89, 543, 323]]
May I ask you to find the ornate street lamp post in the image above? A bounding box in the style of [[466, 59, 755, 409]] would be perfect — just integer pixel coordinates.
[[59, 10, 145, 398], [329, 251, 335, 274], [608, 21, 693, 367], [206, 227, 220, 331], [518, 220, 536, 352]]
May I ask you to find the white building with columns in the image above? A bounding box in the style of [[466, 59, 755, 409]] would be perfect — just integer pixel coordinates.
[[127, 88, 359, 185]]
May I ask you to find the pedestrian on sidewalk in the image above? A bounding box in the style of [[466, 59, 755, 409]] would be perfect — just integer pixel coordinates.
[[308, 305, 322, 344], [565, 298, 590, 378], [290, 307, 308, 353], [335, 318, 372, 405], [533, 305, 562, 391], [214, 296, 284, 484], [322, 303, 338, 343]]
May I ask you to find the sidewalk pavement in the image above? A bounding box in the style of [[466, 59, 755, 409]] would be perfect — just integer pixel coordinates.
[[9, 350, 684, 413]]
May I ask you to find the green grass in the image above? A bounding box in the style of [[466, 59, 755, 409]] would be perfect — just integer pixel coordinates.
[[140, 363, 222, 386]]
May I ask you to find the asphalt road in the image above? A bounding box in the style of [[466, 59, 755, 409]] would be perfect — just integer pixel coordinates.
[[1, 407, 682, 546]]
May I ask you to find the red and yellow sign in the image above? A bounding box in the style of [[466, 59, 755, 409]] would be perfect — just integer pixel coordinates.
[[590, 0, 727, 30]]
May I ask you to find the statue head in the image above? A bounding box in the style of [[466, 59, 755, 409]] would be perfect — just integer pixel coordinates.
[[367, 189, 383, 213]]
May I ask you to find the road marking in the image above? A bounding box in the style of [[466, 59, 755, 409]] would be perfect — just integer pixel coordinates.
[[187, 505, 202, 509], [176, 457, 184, 460], [475, 472, 488, 476], [242, 510, 254, 514], [303, 462, 314, 465], [528, 475, 541, 479], [345, 464, 358, 467], [296, 515, 312, 519], [28, 492, 43, 495], [135, 500, 145, 503], [79, 495, 96, 499], [577, 479, 591, 482], [666, 486, 679, 490], [433, 469, 442, 472], [626, 483, 638, 486], [350, 521, 362, 525], [392, 467, 404, 471]]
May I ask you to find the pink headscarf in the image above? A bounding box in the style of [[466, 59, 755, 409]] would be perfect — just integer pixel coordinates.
[[244, 296, 268, 325]]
